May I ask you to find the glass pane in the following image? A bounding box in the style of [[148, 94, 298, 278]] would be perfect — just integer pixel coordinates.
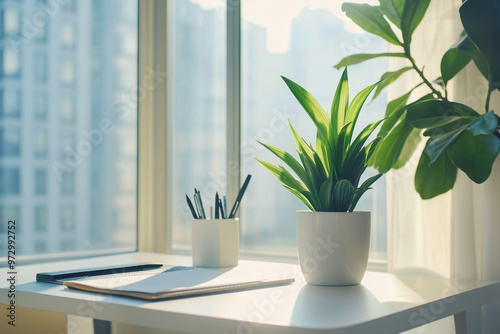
[[241, 0, 387, 259], [0, 0, 138, 260], [169, 0, 226, 249]]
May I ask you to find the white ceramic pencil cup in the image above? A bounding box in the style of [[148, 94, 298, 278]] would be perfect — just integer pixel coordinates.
[[191, 218, 240, 267]]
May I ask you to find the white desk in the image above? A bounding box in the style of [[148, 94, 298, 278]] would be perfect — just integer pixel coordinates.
[[1, 252, 499, 334]]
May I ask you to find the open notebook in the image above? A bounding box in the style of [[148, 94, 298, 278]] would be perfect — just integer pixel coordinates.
[[63, 266, 295, 300]]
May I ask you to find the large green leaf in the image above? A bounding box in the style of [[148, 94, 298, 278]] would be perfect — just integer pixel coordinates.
[[333, 180, 355, 212], [460, 0, 500, 90], [469, 110, 498, 136], [331, 69, 349, 139], [415, 148, 457, 199], [401, 0, 431, 47], [379, 0, 406, 28], [342, 3, 402, 46], [254, 159, 307, 193], [369, 120, 414, 173], [392, 128, 421, 169], [447, 131, 500, 184], [378, 89, 429, 137], [425, 126, 468, 164], [406, 100, 479, 129], [334, 53, 406, 69], [373, 67, 413, 99], [441, 46, 471, 87], [457, 34, 490, 80]]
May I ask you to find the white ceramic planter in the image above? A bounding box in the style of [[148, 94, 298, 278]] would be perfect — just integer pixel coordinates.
[[296, 211, 370, 286], [191, 218, 239, 267]]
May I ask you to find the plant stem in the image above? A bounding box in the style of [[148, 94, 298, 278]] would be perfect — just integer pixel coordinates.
[[405, 52, 446, 101], [485, 77, 492, 112]]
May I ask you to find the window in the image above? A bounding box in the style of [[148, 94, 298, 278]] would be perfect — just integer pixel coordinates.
[[34, 129, 47, 157], [60, 95, 75, 123], [34, 52, 48, 83], [0, 89, 21, 118], [0, 167, 20, 195], [0, 7, 20, 36], [167, 0, 387, 261], [0, 0, 138, 263], [61, 20, 76, 48], [1, 47, 20, 78], [0, 127, 21, 156], [33, 91, 47, 120], [34, 168, 47, 195], [35, 206, 48, 232]]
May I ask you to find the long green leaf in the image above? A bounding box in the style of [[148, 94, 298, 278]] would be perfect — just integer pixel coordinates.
[[334, 53, 406, 69], [319, 176, 335, 211], [374, 67, 413, 99], [378, 89, 413, 137], [401, 0, 431, 47], [345, 83, 379, 139], [346, 120, 383, 166], [331, 68, 349, 140], [348, 174, 382, 211], [254, 159, 307, 193], [282, 76, 330, 141], [289, 122, 315, 160], [282, 184, 315, 211], [258, 141, 309, 184], [333, 180, 355, 212], [457, 34, 490, 80], [415, 146, 457, 199], [342, 3, 402, 46]]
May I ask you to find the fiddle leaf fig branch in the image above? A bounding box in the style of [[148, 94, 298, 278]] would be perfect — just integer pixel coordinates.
[[335, 0, 500, 199]]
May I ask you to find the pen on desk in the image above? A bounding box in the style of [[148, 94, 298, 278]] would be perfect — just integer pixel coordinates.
[[218, 198, 225, 219], [186, 195, 198, 219], [229, 174, 252, 218], [215, 192, 220, 219], [194, 188, 206, 219], [197, 189, 207, 219], [223, 196, 227, 218]]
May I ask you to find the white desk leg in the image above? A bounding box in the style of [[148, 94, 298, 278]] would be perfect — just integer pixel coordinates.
[[454, 308, 482, 334]]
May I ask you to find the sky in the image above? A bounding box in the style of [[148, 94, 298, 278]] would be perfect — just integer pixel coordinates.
[[189, 0, 379, 53]]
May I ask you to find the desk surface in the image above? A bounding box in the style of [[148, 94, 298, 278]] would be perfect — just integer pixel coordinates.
[[1, 252, 499, 334]]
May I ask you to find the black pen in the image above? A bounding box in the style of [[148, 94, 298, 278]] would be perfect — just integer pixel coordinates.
[[186, 195, 198, 219], [219, 198, 225, 219], [229, 174, 252, 218], [215, 192, 220, 219], [196, 188, 206, 219]]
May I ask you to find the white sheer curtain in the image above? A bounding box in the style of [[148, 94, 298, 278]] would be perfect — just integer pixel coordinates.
[[387, 0, 500, 333]]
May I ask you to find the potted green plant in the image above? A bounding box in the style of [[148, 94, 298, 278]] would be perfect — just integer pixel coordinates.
[[256, 68, 382, 286], [335, 0, 500, 199]]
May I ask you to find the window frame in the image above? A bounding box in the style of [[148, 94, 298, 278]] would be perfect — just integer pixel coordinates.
[[147, 0, 386, 271]]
